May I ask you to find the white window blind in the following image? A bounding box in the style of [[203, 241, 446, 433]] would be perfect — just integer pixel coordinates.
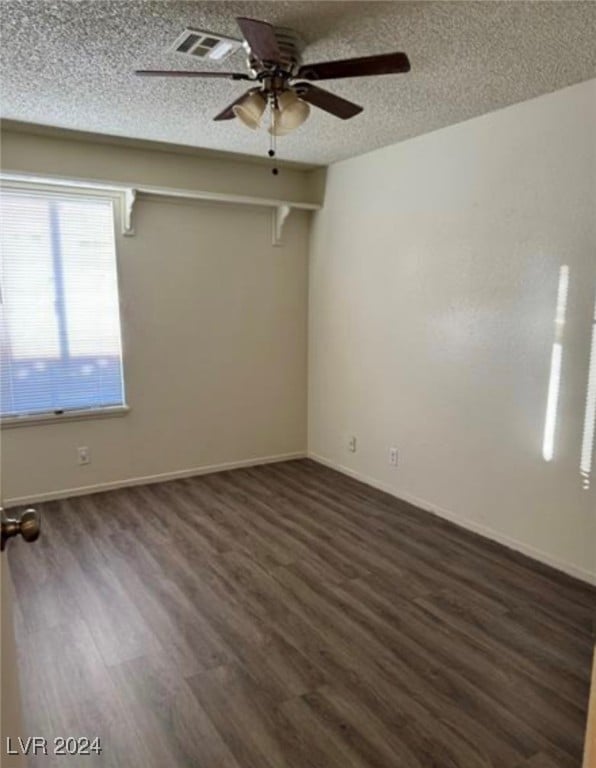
[[0, 186, 126, 420]]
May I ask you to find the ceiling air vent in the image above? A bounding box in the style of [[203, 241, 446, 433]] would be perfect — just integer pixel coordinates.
[[170, 28, 242, 62]]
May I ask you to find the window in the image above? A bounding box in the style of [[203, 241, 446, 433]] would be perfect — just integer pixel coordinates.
[[1, 184, 127, 423]]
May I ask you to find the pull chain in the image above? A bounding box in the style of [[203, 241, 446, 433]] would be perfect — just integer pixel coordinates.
[[268, 95, 279, 175]]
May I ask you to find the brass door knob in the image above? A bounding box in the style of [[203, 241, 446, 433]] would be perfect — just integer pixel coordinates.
[[1, 508, 41, 551]]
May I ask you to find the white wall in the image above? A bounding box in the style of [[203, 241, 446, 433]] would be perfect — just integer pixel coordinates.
[[0, 131, 313, 502], [308, 79, 596, 582]]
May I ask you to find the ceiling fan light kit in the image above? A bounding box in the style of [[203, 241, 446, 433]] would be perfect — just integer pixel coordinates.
[[136, 15, 411, 167], [270, 90, 311, 135], [233, 91, 267, 129]]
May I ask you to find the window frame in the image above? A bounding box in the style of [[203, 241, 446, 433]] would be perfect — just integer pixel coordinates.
[[0, 179, 130, 428]]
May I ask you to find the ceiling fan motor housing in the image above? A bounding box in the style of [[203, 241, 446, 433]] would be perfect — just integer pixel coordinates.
[[244, 27, 304, 78]]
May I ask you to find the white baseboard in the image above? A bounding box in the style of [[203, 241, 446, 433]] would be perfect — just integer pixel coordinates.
[[309, 452, 596, 587], [3, 451, 306, 508]]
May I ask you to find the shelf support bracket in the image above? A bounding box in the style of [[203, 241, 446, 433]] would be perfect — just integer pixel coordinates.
[[272, 204, 291, 247], [121, 188, 137, 236]]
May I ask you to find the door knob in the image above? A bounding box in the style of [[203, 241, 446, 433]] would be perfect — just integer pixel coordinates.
[[1, 508, 41, 551]]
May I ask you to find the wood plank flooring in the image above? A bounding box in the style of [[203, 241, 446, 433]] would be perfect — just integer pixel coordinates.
[[8, 459, 596, 768]]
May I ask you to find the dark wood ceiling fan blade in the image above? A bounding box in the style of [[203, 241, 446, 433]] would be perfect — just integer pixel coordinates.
[[213, 88, 261, 121], [135, 70, 253, 81], [293, 83, 363, 119], [297, 52, 410, 81], [236, 17, 281, 63]]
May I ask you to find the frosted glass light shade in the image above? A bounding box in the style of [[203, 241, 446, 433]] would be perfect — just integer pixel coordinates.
[[269, 90, 310, 136], [233, 92, 267, 129]]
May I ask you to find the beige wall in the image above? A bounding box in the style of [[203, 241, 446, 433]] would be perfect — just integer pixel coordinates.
[[0, 131, 313, 502], [0, 125, 320, 203], [308, 79, 596, 583]]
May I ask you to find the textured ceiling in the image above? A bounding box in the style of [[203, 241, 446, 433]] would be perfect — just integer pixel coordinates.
[[1, 1, 596, 165]]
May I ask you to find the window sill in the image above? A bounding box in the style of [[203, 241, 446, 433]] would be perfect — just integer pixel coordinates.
[[0, 406, 130, 429]]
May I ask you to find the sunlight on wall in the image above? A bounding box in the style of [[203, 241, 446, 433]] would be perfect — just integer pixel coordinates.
[[579, 294, 596, 489], [542, 265, 569, 462]]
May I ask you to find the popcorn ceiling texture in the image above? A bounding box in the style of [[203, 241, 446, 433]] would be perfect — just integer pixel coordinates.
[[1, 1, 595, 165]]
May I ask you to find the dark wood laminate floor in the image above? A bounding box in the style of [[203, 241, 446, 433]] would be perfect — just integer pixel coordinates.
[[8, 459, 596, 768]]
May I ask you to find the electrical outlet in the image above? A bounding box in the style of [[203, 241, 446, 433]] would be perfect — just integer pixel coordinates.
[[348, 435, 357, 453], [77, 446, 90, 465], [389, 447, 398, 467]]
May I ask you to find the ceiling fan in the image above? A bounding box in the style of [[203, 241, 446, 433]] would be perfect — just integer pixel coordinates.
[[136, 16, 411, 146]]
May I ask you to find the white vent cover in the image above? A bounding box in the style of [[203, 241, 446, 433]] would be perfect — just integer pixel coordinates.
[[170, 28, 243, 62]]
